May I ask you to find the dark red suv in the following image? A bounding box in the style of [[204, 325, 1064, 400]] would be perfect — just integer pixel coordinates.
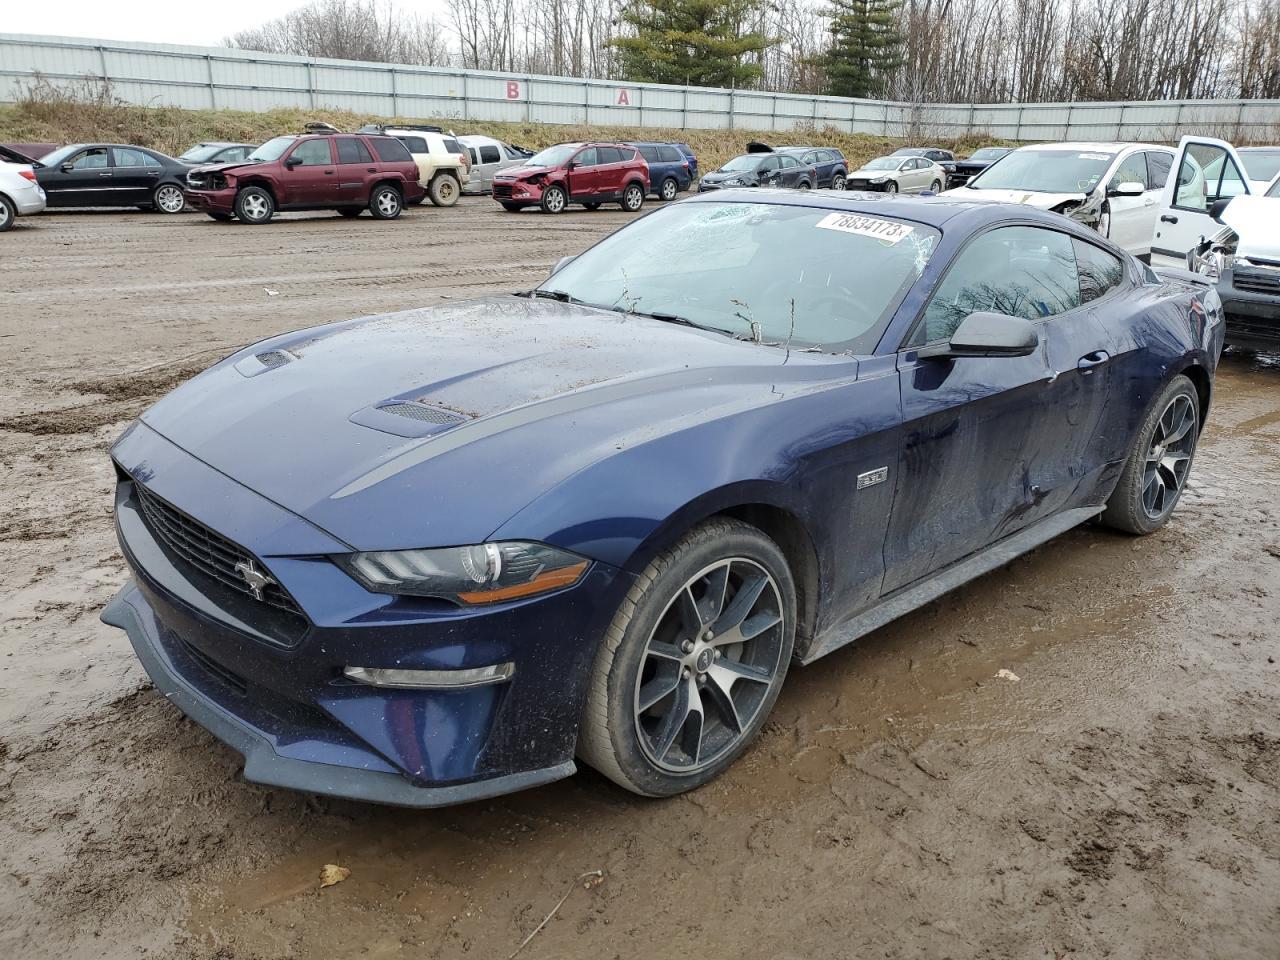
[[492, 142, 650, 214], [184, 133, 425, 224]]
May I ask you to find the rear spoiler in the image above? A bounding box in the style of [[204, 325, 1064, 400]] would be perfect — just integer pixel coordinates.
[[1152, 265, 1212, 286]]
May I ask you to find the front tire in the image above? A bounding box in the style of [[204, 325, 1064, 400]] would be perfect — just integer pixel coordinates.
[[885, 181, 898, 193], [660, 177, 678, 201], [234, 186, 274, 224], [620, 182, 645, 212], [369, 184, 402, 219], [428, 173, 460, 207], [153, 183, 186, 214], [1100, 375, 1200, 535], [578, 519, 796, 797], [540, 185, 567, 214]]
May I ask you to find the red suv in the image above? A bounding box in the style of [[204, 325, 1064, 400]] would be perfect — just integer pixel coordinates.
[[492, 142, 650, 214], [184, 133, 425, 224]]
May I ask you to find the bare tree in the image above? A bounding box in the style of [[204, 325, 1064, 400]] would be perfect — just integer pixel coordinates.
[[226, 0, 452, 66]]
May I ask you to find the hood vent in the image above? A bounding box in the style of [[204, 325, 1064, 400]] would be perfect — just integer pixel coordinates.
[[256, 350, 294, 369], [378, 402, 466, 425]]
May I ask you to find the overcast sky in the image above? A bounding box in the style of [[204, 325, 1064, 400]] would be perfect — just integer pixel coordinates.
[[4, 0, 450, 48]]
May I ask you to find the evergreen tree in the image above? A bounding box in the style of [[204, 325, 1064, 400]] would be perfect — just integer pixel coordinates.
[[610, 0, 771, 89], [822, 0, 905, 98]]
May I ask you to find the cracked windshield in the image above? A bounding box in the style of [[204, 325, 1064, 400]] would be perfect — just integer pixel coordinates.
[[539, 201, 939, 352]]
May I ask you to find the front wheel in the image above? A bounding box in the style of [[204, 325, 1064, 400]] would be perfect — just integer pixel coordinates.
[[832, 173, 846, 190], [428, 173, 460, 207], [1100, 375, 1200, 535], [369, 184, 402, 219], [660, 177, 678, 201], [234, 186, 274, 224], [620, 182, 645, 212], [540, 185, 567, 214], [885, 180, 898, 194], [153, 183, 186, 214], [578, 519, 796, 797]]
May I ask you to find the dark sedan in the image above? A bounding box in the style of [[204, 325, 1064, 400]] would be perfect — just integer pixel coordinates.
[[103, 192, 1223, 807], [948, 146, 1014, 187], [698, 152, 814, 190], [36, 144, 190, 213], [179, 142, 258, 165]]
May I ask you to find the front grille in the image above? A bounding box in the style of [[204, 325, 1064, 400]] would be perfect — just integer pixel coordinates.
[[182, 638, 248, 695], [379, 401, 465, 424], [1234, 268, 1280, 295], [134, 483, 303, 618], [493, 183, 513, 198]]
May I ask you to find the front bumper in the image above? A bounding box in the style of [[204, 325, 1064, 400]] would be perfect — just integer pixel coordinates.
[[844, 180, 892, 192], [185, 187, 235, 215], [492, 179, 541, 204], [102, 422, 632, 807], [1217, 267, 1280, 349]]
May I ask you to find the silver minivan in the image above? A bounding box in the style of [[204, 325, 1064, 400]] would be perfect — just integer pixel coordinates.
[[460, 135, 533, 194]]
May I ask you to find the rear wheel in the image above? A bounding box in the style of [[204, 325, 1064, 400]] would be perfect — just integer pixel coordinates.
[[578, 519, 795, 797], [620, 182, 645, 211], [1100, 375, 1200, 535], [428, 173, 460, 207], [930, 179, 942, 193], [660, 177, 678, 201], [235, 186, 274, 224], [832, 173, 847, 190], [0, 195, 14, 231], [797, 181, 811, 190], [540, 185, 567, 214], [153, 183, 185, 214], [369, 184, 402, 219]]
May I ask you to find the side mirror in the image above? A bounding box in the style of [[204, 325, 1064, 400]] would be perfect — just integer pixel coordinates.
[[1209, 196, 1233, 224], [918, 312, 1039, 360], [1109, 180, 1145, 197], [565, 161, 577, 170], [549, 255, 575, 276], [284, 156, 303, 169], [60, 162, 74, 173]]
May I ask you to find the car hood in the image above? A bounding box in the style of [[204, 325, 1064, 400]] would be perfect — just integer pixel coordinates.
[[137, 297, 840, 551], [494, 164, 553, 180], [939, 186, 1089, 208], [849, 167, 897, 179], [1221, 196, 1280, 261], [701, 169, 757, 182]]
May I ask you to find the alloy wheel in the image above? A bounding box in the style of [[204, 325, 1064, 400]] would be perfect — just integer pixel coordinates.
[[1142, 393, 1197, 520], [661, 178, 678, 201], [243, 194, 269, 221], [832, 174, 846, 190], [623, 185, 643, 210], [376, 190, 400, 217], [0, 199, 12, 230], [633, 558, 786, 774], [156, 185, 185, 213], [545, 188, 566, 213], [886, 181, 898, 193]]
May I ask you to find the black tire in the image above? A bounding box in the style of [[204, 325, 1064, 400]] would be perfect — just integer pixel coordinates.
[[930, 179, 942, 193], [832, 173, 847, 190], [153, 183, 186, 214], [578, 519, 796, 797], [206, 212, 233, 222], [428, 173, 460, 207], [620, 182, 645, 212], [540, 185, 568, 214], [498, 201, 523, 212], [659, 177, 679, 201], [234, 186, 274, 224], [0, 195, 15, 231], [369, 184, 402, 219], [338, 208, 362, 218], [797, 180, 811, 190], [885, 181, 898, 193], [1100, 375, 1200, 535], [583, 201, 602, 210]]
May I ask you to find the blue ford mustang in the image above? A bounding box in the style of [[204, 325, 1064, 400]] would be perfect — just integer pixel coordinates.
[[103, 191, 1223, 806]]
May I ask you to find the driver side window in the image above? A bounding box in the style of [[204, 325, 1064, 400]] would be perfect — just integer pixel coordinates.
[[574, 148, 598, 167], [1175, 144, 1247, 211], [914, 226, 1082, 345], [289, 139, 333, 166], [68, 148, 109, 170]]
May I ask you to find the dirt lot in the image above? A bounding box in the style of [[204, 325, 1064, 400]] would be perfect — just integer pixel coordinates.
[[1, 198, 1278, 960]]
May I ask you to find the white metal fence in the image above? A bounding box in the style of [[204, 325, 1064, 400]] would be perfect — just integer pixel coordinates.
[[3, 33, 1279, 142]]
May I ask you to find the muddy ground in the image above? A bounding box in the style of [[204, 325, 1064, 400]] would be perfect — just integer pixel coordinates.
[[1, 199, 1278, 960]]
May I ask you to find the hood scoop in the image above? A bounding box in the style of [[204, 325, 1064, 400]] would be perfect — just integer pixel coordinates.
[[351, 399, 471, 439]]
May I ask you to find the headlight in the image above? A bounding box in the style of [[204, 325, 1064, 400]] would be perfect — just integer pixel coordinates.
[[870, 177, 888, 184], [724, 177, 746, 186], [337, 541, 589, 604]]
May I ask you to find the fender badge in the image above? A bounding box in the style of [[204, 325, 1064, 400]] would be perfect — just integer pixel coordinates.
[[857, 467, 889, 490]]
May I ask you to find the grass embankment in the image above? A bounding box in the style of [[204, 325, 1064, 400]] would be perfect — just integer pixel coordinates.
[[0, 95, 1001, 171]]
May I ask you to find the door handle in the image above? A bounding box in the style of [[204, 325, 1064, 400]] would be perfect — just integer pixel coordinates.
[[99, 172, 112, 177], [324, 170, 334, 175], [1160, 214, 1178, 224], [366, 167, 376, 172], [1077, 350, 1111, 373]]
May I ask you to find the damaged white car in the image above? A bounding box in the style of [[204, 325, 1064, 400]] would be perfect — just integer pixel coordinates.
[[941, 142, 1174, 259]]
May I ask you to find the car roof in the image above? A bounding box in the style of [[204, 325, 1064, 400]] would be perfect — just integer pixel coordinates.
[[679, 188, 1113, 234], [1240, 145, 1280, 153], [198, 141, 252, 148], [1020, 141, 1170, 152]]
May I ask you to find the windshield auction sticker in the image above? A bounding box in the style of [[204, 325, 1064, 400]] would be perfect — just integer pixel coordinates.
[[815, 212, 914, 244]]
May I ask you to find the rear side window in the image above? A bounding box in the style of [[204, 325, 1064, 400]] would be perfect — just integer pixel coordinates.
[[638, 145, 660, 163], [113, 147, 149, 167], [398, 136, 428, 154], [370, 137, 412, 163], [597, 146, 623, 164], [1146, 151, 1173, 191], [658, 145, 683, 163], [479, 145, 501, 164], [443, 137, 463, 155], [336, 137, 374, 164], [289, 139, 333, 166], [917, 226, 1082, 343], [1073, 238, 1125, 303]]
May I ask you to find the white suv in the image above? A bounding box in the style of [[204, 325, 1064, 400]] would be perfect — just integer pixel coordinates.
[[357, 124, 469, 206], [0, 145, 46, 230], [942, 142, 1175, 259]]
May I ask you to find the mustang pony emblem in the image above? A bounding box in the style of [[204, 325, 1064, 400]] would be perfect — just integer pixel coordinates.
[[234, 558, 276, 601]]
